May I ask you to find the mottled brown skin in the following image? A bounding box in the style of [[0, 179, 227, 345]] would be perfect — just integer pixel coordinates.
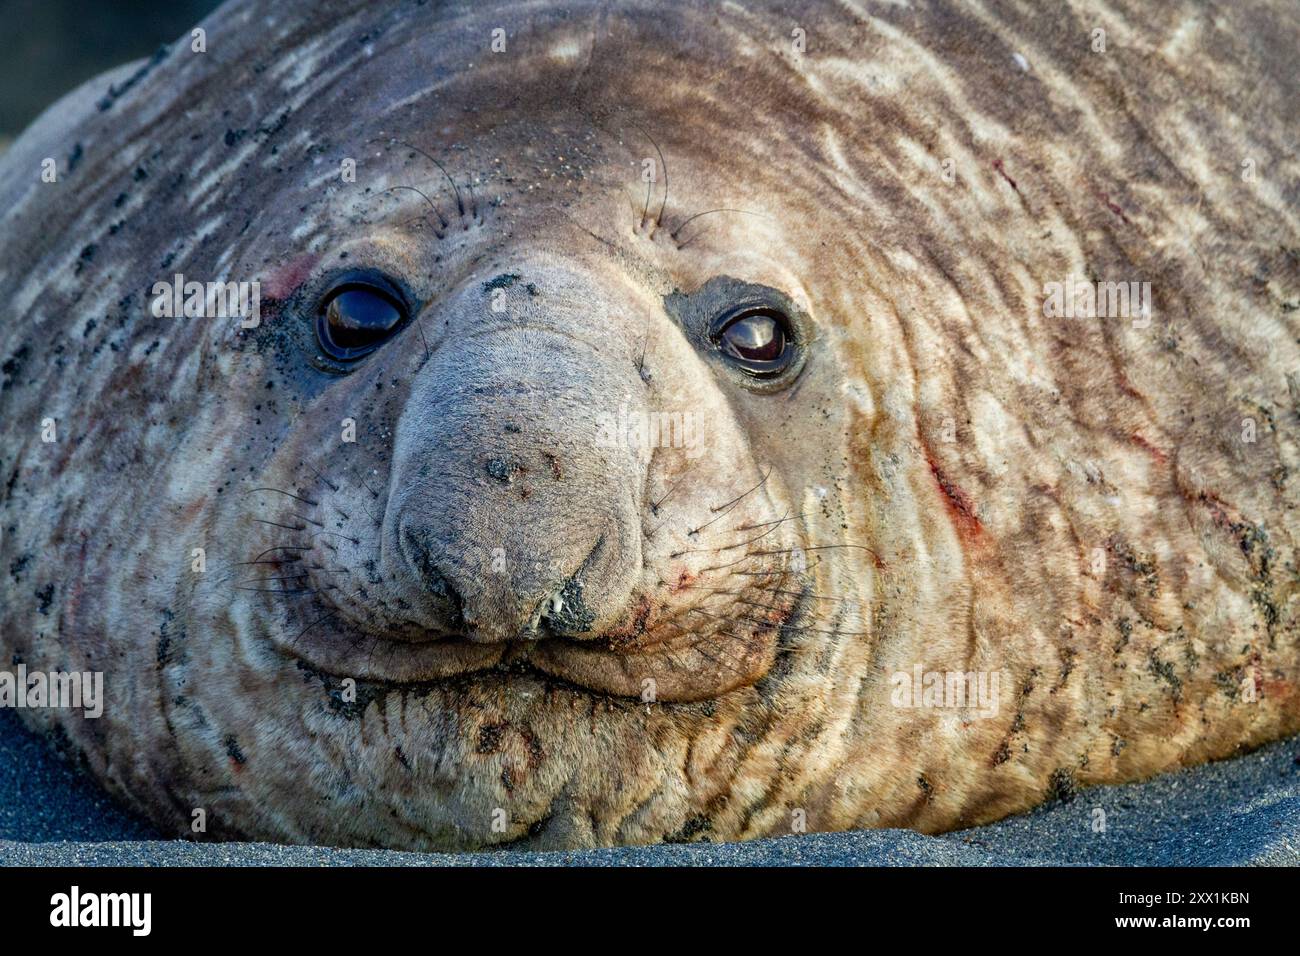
[[0, 0, 1297, 849]]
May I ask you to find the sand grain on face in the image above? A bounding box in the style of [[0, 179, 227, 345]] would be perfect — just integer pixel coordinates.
[[0, 0, 1297, 850]]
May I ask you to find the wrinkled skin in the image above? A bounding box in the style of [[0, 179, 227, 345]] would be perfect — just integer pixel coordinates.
[[0, 0, 1298, 849]]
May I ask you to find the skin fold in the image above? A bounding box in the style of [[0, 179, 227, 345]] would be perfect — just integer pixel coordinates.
[[0, 0, 1297, 849]]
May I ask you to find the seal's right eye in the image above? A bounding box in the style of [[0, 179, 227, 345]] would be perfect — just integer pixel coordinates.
[[316, 281, 407, 361]]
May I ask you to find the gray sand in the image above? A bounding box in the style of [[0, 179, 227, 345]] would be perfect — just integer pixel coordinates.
[[1, 708, 1295, 865]]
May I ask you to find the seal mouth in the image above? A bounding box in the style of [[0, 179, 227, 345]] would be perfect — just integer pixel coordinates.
[[266, 580, 806, 702]]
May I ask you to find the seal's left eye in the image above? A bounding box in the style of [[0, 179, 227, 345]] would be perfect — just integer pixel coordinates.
[[712, 308, 796, 376], [316, 284, 407, 361]]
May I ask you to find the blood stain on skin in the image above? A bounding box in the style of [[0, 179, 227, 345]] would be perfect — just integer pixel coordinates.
[[927, 454, 984, 540]]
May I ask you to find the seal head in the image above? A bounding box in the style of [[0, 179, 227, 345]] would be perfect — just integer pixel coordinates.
[[1, 0, 1298, 849]]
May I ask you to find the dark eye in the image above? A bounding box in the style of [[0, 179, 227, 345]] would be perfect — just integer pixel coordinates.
[[712, 308, 796, 376], [316, 282, 407, 361]]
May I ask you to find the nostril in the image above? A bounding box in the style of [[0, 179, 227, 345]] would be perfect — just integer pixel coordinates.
[[401, 526, 465, 628], [537, 533, 607, 638], [538, 575, 598, 637]]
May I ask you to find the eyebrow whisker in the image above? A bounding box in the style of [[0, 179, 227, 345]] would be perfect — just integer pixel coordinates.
[[670, 208, 771, 247], [391, 139, 465, 217], [387, 185, 448, 231]]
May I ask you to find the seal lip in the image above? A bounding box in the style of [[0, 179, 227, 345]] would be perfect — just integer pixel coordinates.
[[265, 573, 805, 700], [264, 619, 511, 685]]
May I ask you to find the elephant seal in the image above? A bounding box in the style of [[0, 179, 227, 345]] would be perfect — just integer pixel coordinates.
[[0, 0, 1298, 850]]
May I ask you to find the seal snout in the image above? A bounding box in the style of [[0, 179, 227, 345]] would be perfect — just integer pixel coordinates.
[[385, 317, 649, 648]]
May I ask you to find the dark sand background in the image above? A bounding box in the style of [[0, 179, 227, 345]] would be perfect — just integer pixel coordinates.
[[0, 0, 1297, 867], [0, 0, 220, 144]]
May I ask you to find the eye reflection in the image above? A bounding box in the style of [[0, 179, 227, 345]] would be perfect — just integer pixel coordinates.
[[720, 312, 784, 362], [713, 308, 795, 376], [316, 285, 406, 360]]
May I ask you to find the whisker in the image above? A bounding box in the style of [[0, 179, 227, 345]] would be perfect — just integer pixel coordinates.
[[687, 606, 765, 626], [736, 598, 787, 613], [661, 621, 755, 680], [731, 565, 816, 576], [737, 612, 865, 637], [342, 461, 384, 524], [242, 573, 311, 586], [247, 487, 319, 507], [749, 544, 881, 561], [640, 177, 653, 231], [408, 311, 432, 361], [650, 469, 691, 514], [631, 122, 669, 232], [670, 517, 785, 558], [689, 468, 770, 536], [394, 139, 465, 217], [635, 329, 651, 378], [386, 185, 448, 231], [466, 180, 479, 220], [237, 546, 311, 566], [351, 463, 383, 501], [312, 530, 361, 546], [302, 461, 340, 494], [696, 553, 772, 574], [673, 584, 849, 606], [289, 609, 340, 645], [756, 587, 852, 603], [708, 468, 770, 514], [236, 585, 333, 595], [670, 208, 771, 246], [675, 228, 712, 250], [730, 513, 808, 533], [255, 518, 307, 533]]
